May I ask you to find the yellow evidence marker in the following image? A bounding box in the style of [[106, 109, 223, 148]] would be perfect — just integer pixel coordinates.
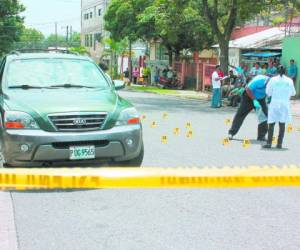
[[242, 139, 251, 148], [185, 122, 192, 129], [162, 113, 168, 119], [186, 130, 193, 138], [161, 135, 168, 144], [222, 138, 230, 146], [173, 128, 180, 135], [224, 119, 232, 125], [287, 124, 293, 133], [150, 121, 157, 128], [272, 137, 278, 145]]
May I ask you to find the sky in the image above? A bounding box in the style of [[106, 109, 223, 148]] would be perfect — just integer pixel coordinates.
[[20, 0, 81, 36]]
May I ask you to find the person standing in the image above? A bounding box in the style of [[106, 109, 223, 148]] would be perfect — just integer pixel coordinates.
[[123, 68, 130, 86], [287, 59, 298, 85], [228, 75, 270, 141], [211, 65, 224, 108], [266, 61, 277, 77], [263, 66, 296, 149], [133, 67, 139, 85], [249, 62, 262, 78]]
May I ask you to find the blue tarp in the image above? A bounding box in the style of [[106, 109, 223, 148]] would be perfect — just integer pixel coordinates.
[[242, 52, 282, 58]]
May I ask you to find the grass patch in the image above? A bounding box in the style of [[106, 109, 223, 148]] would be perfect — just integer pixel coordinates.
[[128, 86, 178, 95]]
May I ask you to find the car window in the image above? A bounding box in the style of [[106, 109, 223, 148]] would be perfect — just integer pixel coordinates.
[[5, 58, 110, 88]]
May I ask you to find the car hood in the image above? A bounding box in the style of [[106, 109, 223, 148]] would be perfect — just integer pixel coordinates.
[[4, 88, 119, 115]]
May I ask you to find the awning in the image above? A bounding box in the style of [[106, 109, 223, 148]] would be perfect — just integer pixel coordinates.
[[242, 52, 281, 58]]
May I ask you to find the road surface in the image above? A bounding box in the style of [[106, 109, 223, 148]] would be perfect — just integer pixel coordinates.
[[3, 90, 300, 250]]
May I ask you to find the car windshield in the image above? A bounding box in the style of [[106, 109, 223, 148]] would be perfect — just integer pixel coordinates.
[[6, 58, 110, 89]]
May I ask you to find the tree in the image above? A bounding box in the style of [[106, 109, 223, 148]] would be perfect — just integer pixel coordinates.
[[200, 0, 274, 73], [0, 0, 25, 55], [104, 0, 153, 80], [101, 37, 128, 79], [20, 28, 44, 42], [139, 0, 213, 65], [69, 46, 89, 55]]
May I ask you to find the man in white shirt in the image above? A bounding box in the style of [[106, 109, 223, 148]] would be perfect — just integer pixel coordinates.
[[211, 65, 223, 108]]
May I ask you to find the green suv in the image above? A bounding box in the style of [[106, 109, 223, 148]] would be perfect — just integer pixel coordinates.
[[0, 51, 144, 167]]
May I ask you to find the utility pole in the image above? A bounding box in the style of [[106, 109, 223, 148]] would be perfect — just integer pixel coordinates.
[[70, 25, 73, 42], [66, 25, 69, 43], [55, 22, 58, 50]]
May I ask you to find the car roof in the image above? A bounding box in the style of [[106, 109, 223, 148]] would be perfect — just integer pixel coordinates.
[[5, 52, 93, 62]]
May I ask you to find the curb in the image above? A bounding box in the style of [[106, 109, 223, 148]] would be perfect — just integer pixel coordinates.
[[125, 88, 210, 101]]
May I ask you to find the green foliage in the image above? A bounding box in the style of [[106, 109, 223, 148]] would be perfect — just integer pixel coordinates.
[[200, 0, 276, 73], [0, 0, 25, 55], [70, 32, 81, 43], [20, 28, 44, 42], [101, 37, 128, 79], [104, 0, 153, 42], [140, 0, 213, 55], [68, 46, 89, 55]]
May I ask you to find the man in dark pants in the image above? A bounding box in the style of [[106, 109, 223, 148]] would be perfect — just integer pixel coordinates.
[[228, 75, 270, 141]]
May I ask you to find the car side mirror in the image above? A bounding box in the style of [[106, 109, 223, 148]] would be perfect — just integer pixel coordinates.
[[113, 80, 125, 90]]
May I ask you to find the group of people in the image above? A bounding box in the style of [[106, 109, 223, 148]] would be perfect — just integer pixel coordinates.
[[227, 65, 296, 149], [211, 59, 298, 109], [211, 58, 297, 149]]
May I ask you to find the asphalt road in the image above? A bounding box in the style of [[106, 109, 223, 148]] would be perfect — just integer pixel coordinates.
[[7, 91, 300, 249]]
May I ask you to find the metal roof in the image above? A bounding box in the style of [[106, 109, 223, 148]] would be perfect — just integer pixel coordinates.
[[242, 52, 282, 57], [213, 27, 285, 50]]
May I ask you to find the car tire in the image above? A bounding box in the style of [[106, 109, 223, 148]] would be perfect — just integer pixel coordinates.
[[113, 144, 144, 167]]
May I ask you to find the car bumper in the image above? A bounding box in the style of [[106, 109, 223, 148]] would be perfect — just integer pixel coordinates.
[[1, 124, 143, 166]]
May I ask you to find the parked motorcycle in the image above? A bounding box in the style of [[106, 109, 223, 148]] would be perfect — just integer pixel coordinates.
[[159, 76, 184, 90]]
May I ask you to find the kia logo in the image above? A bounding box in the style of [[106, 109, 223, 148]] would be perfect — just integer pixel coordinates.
[[73, 118, 87, 125]]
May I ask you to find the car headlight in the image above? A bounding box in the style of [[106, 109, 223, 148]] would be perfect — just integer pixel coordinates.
[[115, 107, 140, 126], [4, 111, 39, 129]]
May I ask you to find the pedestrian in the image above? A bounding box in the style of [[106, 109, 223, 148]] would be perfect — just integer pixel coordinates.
[[154, 66, 160, 85], [249, 62, 262, 78], [266, 61, 277, 77], [263, 65, 296, 149], [133, 67, 139, 85], [228, 75, 270, 141], [287, 59, 298, 85], [123, 68, 130, 86], [261, 63, 268, 75], [211, 65, 225, 108]]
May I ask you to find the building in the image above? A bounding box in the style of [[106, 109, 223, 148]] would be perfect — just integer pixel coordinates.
[[81, 0, 110, 62]]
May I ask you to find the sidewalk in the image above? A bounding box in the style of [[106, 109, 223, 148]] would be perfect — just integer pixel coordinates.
[[126, 85, 211, 101]]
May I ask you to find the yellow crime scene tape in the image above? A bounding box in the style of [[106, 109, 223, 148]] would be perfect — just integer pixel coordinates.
[[2, 166, 300, 190]]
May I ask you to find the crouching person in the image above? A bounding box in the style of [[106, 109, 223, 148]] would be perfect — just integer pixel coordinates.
[[263, 65, 296, 149]]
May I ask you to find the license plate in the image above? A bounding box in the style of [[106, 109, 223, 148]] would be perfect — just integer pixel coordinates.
[[69, 146, 95, 160]]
